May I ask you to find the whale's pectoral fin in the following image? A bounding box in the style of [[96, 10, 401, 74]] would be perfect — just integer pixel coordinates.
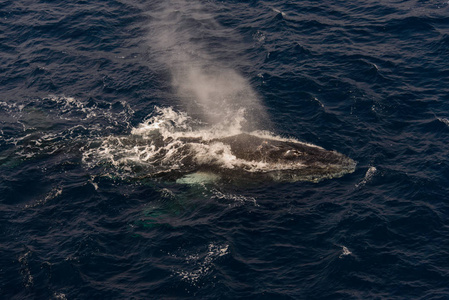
[[176, 172, 221, 185]]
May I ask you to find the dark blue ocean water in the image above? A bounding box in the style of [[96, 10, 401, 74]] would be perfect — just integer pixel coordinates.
[[1, 0, 449, 299]]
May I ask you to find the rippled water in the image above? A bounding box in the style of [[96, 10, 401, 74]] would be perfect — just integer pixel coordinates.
[[1, 0, 449, 299]]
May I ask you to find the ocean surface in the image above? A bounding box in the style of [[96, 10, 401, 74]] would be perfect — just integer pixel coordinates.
[[1, 0, 449, 299]]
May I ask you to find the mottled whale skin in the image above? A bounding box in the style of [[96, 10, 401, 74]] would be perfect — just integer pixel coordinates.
[[175, 133, 356, 184]]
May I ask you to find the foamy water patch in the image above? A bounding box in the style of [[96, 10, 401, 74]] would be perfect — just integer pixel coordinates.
[[132, 106, 248, 141], [437, 117, 449, 127], [339, 245, 352, 258], [1, 95, 134, 165], [82, 106, 250, 175], [53, 292, 68, 300], [18, 250, 33, 289], [23, 187, 63, 209], [356, 166, 377, 188], [212, 189, 259, 207], [172, 243, 229, 285]]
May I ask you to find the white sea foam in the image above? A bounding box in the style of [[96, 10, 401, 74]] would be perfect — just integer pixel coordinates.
[[24, 187, 62, 209], [1, 95, 133, 162], [272, 8, 287, 17], [174, 243, 229, 284], [339, 245, 352, 258], [212, 189, 259, 207], [18, 250, 33, 288], [437, 117, 449, 127], [253, 30, 266, 43], [356, 166, 377, 188], [53, 292, 68, 300]]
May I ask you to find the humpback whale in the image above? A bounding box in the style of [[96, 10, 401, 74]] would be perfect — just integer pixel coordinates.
[[166, 132, 356, 184], [81, 107, 356, 185]]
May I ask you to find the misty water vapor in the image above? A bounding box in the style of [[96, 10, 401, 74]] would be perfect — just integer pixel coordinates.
[[147, 0, 269, 131]]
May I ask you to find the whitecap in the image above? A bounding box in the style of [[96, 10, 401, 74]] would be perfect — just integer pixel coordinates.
[[437, 117, 449, 127], [174, 243, 229, 285], [356, 166, 377, 188], [339, 245, 352, 258]]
